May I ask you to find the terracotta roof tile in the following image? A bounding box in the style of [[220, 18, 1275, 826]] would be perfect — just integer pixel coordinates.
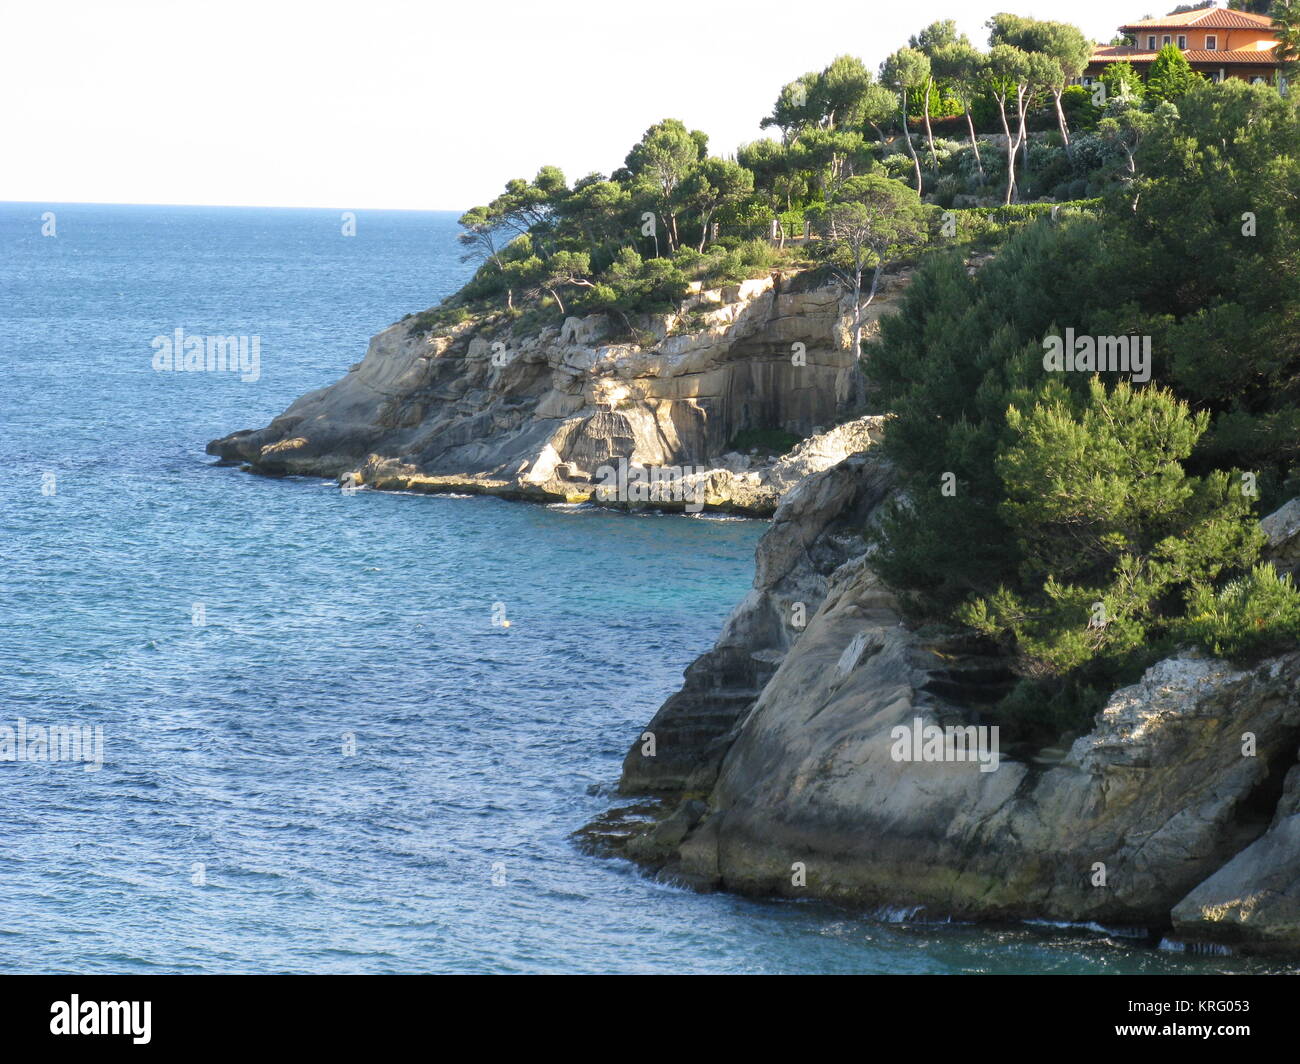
[[1121, 9, 1275, 30], [1183, 48, 1279, 63], [1091, 44, 1280, 65]]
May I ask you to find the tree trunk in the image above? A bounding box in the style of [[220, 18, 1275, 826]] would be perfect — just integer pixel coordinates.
[[923, 78, 937, 171], [547, 287, 565, 316], [697, 209, 713, 253], [1016, 87, 1030, 197], [997, 97, 1017, 206], [901, 97, 923, 195], [965, 106, 984, 177], [1053, 88, 1072, 156], [851, 264, 864, 356], [847, 254, 886, 357], [865, 260, 884, 307]]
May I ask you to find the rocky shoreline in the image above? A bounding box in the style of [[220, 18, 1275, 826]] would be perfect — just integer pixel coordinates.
[[582, 450, 1300, 955], [211, 267, 1300, 955], [207, 270, 904, 516]]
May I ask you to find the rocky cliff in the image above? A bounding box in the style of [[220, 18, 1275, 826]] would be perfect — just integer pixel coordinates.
[[210, 257, 1300, 954], [590, 458, 1300, 954], [208, 270, 903, 514], [619, 451, 894, 794]]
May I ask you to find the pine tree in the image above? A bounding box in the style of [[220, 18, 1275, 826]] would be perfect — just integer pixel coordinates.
[[961, 379, 1263, 675], [1146, 44, 1203, 102]]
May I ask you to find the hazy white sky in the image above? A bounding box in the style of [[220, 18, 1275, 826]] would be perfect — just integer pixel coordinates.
[[3, 0, 1158, 210]]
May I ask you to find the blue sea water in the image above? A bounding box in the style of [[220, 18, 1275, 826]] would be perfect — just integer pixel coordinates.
[[0, 201, 1291, 974]]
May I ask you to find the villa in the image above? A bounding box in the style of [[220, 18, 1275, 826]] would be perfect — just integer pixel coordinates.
[[1084, 8, 1283, 86]]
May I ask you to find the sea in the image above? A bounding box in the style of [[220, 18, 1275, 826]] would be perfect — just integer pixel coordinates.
[[0, 201, 1290, 973]]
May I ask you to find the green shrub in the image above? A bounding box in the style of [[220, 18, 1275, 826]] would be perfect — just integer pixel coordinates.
[[1176, 566, 1300, 661], [406, 303, 470, 337], [1061, 85, 1102, 133], [933, 174, 964, 209], [883, 154, 916, 181], [936, 199, 1103, 247]]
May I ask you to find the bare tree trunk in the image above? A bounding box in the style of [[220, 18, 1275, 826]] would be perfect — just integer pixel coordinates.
[[852, 264, 864, 356], [923, 78, 937, 171], [997, 97, 1017, 206], [901, 95, 923, 195], [965, 106, 984, 177], [698, 211, 711, 253], [1015, 87, 1030, 201], [865, 260, 883, 306], [1053, 88, 1072, 156], [847, 256, 886, 356]]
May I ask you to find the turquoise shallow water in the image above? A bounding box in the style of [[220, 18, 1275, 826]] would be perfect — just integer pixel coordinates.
[[0, 202, 1292, 973]]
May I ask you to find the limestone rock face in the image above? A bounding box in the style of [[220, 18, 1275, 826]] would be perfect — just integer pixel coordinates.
[[207, 271, 905, 515], [664, 556, 1300, 929], [1172, 806, 1300, 951], [619, 452, 892, 794], [602, 467, 1300, 949], [1169, 690, 1300, 952], [1262, 497, 1300, 577]]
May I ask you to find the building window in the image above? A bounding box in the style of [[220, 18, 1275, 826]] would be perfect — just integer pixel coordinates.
[[1206, 35, 1217, 50], [1177, 35, 1187, 49], [1147, 35, 1156, 48]]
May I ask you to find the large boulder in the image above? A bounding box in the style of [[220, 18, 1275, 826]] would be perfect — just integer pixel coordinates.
[[1172, 751, 1300, 951]]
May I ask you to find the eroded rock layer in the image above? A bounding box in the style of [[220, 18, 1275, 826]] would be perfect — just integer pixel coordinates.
[[208, 272, 904, 514]]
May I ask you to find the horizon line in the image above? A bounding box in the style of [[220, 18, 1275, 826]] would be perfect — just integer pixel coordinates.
[[0, 198, 467, 213]]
